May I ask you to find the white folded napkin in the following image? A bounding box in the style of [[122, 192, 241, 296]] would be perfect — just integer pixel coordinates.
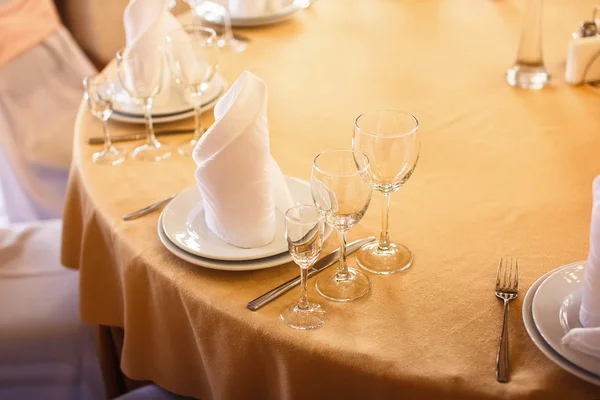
[[122, 0, 181, 105], [562, 176, 600, 357], [192, 71, 293, 249], [565, 36, 600, 84]]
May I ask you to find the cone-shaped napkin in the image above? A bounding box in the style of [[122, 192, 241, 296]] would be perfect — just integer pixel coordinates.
[[192, 71, 293, 249], [562, 176, 600, 357]]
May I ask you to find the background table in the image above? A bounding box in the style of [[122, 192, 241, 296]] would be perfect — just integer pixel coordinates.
[[62, 1, 600, 398]]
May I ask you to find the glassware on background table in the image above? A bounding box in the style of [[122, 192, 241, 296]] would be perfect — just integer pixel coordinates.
[[281, 205, 326, 330], [506, 0, 550, 89], [311, 150, 372, 302], [83, 74, 126, 166], [116, 48, 171, 162], [184, 0, 247, 53], [166, 26, 219, 156], [352, 110, 420, 275]]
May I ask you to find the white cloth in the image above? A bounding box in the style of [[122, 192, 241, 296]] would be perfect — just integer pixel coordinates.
[[122, 0, 181, 106], [0, 27, 95, 223], [562, 176, 600, 357], [193, 71, 293, 249], [0, 220, 105, 400]]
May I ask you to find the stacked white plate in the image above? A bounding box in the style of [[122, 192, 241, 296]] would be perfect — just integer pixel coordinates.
[[523, 261, 600, 385], [105, 60, 228, 124], [196, 0, 303, 28], [157, 176, 330, 271]]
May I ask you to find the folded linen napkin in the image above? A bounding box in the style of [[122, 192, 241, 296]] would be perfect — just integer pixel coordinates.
[[228, 0, 284, 18], [122, 0, 181, 105], [562, 176, 600, 357], [192, 71, 293, 248]]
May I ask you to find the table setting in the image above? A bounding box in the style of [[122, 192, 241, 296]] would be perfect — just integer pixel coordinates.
[[62, 0, 600, 398]]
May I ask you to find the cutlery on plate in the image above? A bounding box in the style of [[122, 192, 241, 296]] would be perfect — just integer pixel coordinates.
[[247, 236, 376, 311], [495, 256, 519, 383], [122, 194, 178, 221], [89, 129, 194, 145]]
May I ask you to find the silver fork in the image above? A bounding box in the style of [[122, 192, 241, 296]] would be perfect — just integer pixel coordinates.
[[495, 257, 519, 383]]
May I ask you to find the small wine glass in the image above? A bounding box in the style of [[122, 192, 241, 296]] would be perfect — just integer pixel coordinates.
[[166, 26, 218, 157], [185, 0, 247, 53], [281, 205, 326, 330], [311, 149, 372, 302], [352, 110, 420, 274], [83, 74, 126, 165], [116, 48, 172, 162]]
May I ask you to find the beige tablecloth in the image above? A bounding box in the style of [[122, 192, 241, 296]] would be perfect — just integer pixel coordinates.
[[62, 1, 600, 399]]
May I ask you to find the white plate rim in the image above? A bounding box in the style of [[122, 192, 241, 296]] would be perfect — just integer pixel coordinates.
[[531, 261, 600, 377], [162, 177, 321, 261], [201, 0, 301, 28], [523, 261, 600, 386], [157, 212, 293, 271]]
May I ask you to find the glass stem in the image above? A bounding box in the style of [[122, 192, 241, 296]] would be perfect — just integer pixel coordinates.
[[194, 101, 203, 142], [144, 98, 157, 146], [298, 267, 309, 310], [379, 193, 391, 249], [515, 0, 544, 66], [222, 6, 234, 42], [102, 119, 112, 152], [335, 230, 350, 280]]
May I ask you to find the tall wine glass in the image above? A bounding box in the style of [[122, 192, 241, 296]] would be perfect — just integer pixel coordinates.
[[185, 0, 247, 53], [281, 205, 326, 330], [166, 26, 218, 156], [83, 74, 126, 165], [352, 110, 420, 274], [116, 48, 172, 162], [311, 150, 372, 302]]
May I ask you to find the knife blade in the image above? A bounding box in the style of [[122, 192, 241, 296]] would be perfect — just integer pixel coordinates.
[[88, 129, 194, 145], [247, 236, 375, 311]]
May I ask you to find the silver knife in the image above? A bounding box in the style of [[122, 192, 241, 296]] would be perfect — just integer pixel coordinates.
[[88, 129, 194, 145], [247, 236, 375, 311]]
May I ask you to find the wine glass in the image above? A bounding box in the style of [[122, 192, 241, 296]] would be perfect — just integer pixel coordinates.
[[281, 205, 326, 330], [116, 48, 172, 162], [83, 74, 126, 165], [352, 110, 420, 274], [166, 26, 218, 156], [311, 150, 372, 302], [184, 0, 247, 53]]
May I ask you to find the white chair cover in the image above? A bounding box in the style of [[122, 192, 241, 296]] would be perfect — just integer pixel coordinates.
[[0, 26, 95, 223], [0, 219, 105, 399]]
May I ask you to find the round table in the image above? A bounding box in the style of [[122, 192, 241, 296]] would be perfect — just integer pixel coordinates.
[[62, 1, 600, 398]]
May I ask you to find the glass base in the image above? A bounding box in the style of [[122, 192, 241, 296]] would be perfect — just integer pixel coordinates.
[[217, 37, 247, 53], [92, 146, 126, 166], [178, 138, 199, 157], [316, 266, 371, 302], [506, 63, 550, 89], [356, 241, 413, 275], [280, 302, 326, 330], [132, 142, 172, 162]]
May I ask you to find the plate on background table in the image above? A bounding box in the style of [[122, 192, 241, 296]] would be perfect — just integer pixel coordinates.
[[158, 212, 293, 271], [197, 0, 302, 28], [162, 177, 330, 261], [523, 262, 600, 386], [531, 261, 600, 377], [111, 74, 227, 124]]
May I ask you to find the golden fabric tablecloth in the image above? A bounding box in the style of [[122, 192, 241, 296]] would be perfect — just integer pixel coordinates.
[[62, 1, 600, 398]]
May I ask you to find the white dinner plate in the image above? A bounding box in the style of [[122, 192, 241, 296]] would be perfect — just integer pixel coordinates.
[[157, 212, 293, 271], [523, 262, 600, 386], [531, 261, 600, 378], [111, 75, 227, 124], [162, 176, 321, 261], [197, 0, 301, 28]]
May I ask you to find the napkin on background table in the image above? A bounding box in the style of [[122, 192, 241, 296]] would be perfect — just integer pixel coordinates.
[[562, 176, 600, 357], [122, 0, 181, 105], [227, 0, 285, 18], [192, 71, 293, 249]]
